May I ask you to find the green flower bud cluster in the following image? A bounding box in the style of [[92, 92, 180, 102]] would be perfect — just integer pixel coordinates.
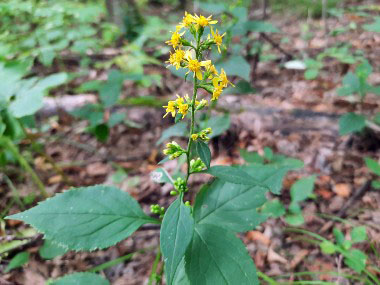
[[170, 177, 188, 196], [150, 204, 165, 218], [163, 141, 186, 160], [191, 127, 212, 142], [190, 158, 206, 173]]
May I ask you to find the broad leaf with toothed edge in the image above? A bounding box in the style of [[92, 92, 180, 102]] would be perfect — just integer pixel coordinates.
[[6, 185, 158, 251]]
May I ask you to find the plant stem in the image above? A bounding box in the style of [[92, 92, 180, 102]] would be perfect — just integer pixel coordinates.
[[257, 271, 277, 284], [148, 247, 162, 285], [0, 137, 48, 198]]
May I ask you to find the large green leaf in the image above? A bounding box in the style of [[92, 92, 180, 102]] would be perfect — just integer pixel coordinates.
[[185, 224, 259, 285], [48, 272, 110, 285], [204, 166, 264, 187], [216, 56, 251, 81], [339, 112, 366, 135], [39, 239, 68, 260], [243, 165, 291, 194], [160, 198, 194, 285], [194, 179, 267, 232], [363, 17, 380, 32], [6, 185, 158, 251], [157, 121, 187, 145]]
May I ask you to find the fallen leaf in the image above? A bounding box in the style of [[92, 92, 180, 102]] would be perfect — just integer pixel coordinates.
[[246, 231, 271, 246], [333, 183, 351, 198], [289, 249, 309, 269], [267, 246, 287, 264]]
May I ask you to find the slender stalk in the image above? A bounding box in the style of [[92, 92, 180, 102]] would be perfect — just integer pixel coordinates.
[[148, 247, 162, 285], [257, 271, 277, 284], [0, 137, 48, 198], [2, 174, 25, 210]]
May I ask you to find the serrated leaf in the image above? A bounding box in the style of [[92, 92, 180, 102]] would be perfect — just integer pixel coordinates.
[[196, 141, 211, 168], [5, 252, 30, 273], [243, 165, 291, 194], [290, 175, 316, 203], [204, 165, 264, 187], [39, 239, 68, 260], [48, 272, 110, 285], [185, 224, 259, 285], [194, 179, 267, 232], [339, 113, 366, 135], [161, 198, 194, 285], [6, 185, 158, 251], [351, 226, 367, 243]]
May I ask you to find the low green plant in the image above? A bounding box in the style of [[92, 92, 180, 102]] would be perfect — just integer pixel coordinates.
[[365, 157, 380, 189], [0, 60, 67, 197], [71, 69, 138, 142], [5, 13, 309, 284], [337, 60, 380, 135]]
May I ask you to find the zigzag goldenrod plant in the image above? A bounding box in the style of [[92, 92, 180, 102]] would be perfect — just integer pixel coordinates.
[[6, 13, 267, 285]]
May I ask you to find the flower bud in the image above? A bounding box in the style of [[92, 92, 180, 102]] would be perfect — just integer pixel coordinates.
[[190, 158, 206, 173], [174, 177, 188, 193], [170, 190, 178, 196]]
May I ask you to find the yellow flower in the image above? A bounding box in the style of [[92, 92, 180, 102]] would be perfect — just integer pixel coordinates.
[[191, 134, 198, 141], [193, 14, 217, 30], [163, 101, 176, 117], [211, 27, 225, 53], [179, 12, 195, 28], [218, 68, 235, 87], [166, 31, 185, 49], [175, 95, 185, 105], [178, 103, 189, 118], [184, 52, 209, 80], [166, 49, 185, 70], [212, 84, 223, 101]]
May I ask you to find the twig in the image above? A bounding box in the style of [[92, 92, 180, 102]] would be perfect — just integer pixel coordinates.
[[260, 33, 293, 60], [321, 180, 372, 233]]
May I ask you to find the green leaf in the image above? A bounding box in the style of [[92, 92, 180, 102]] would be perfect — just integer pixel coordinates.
[[216, 56, 251, 81], [108, 112, 125, 127], [92, 124, 109, 142], [337, 72, 360, 96], [363, 17, 380, 32], [185, 224, 259, 285], [240, 149, 264, 164], [243, 165, 291, 194], [304, 69, 319, 80], [151, 168, 173, 184], [5, 252, 30, 273], [206, 114, 230, 138], [99, 69, 125, 108], [245, 21, 280, 33], [365, 157, 380, 176], [194, 179, 267, 232], [320, 240, 336, 254], [39, 239, 68, 260], [157, 121, 187, 145], [6, 185, 158, 251], [372, 180, 380, 189], [333, 228, 345, 246], [285, 213, 305, 226], [339, 113, 366, 135], [351, 226, 367, 243], [344, 249, 367, 273], [8, 86, 44, 118], [172, 257, 190, 285], [34, 73, 67, 90], [263, 147, 273, 161], [204, 166, 264, 187], [161, 198, 194, 285], [290, 175, 316, 203], [48, 272, 110, 285], [196, 141, 211, 169], [261, 199, 286, 218]]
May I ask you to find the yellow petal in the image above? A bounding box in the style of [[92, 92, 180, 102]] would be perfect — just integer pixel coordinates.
[[212, 77, 219, 87], [196, 70, 203, 80]]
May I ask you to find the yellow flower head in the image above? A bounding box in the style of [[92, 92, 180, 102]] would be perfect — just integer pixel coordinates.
[[193, 14, 218, 30], [166, 49, 185, 69], [179, 12, 195, 28], [178, 103, 189, 118], [211, 27, 225, 53], [212, 84, 223, 101], [218, 68, 234, 87], [166, 31, 184, 49], [191, 134, 198, 141], [163, 101, 176, 118]]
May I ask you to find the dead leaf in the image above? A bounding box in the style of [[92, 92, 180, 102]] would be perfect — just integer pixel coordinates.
[[267, 246, 287, 264], [333, 183, 351, 198], [289, 249, 309, 269], [246, 231, 271, 246], [48, 175, 62, 185], [85, 162, 110, 177]]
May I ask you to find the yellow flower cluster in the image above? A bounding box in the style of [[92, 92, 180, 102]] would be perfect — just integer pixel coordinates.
[[163, 12, 233, 119]]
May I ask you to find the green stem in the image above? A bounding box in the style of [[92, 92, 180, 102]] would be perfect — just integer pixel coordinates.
[[0, 137, 48, 198], [148, 247, 162, 285], [257, 271, 277, 285], [3, 174, 25, 210]]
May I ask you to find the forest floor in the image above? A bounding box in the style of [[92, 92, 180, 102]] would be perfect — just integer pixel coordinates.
[[2, 3, 380, 285]]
